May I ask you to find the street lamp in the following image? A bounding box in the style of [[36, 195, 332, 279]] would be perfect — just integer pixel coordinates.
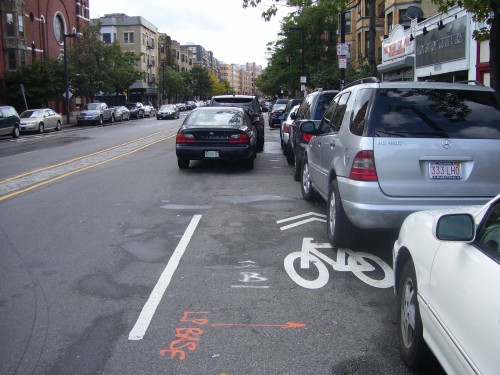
[[161, 61, 166, 104], [288, 27, 305, 96], [63, 33, 79, 126]]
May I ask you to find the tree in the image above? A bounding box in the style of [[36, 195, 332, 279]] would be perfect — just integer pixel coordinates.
[[106, 44, 144, 98], [3, 57, 64, 110], [190, 67, 213, 100], [244, 0, 499, 92]]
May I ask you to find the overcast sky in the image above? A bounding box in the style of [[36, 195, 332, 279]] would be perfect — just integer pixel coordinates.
[[89, 0, 291, 68]]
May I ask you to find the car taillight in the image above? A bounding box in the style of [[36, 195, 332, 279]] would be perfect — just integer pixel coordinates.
[[283, 124, 290, 132], [229, 133, 250, 144], [349, 150, 378, 181], [176, 133, 195, 143], [302, 133, 313, 143]]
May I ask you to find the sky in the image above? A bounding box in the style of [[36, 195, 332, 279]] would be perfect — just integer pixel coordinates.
[[89, 0, 291, 68]]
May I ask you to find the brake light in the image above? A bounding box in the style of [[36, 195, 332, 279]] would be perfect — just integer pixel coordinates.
[[229, 133, 250, 144], [302, 132, 313, 143], [349, 150, 378, 181], [176, 133, 195, 143]]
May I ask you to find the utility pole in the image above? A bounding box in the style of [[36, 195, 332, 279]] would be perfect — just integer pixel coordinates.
[[339, 10, 346, 89], [288, 27, 306, 97], [368, 0, 377, 76]]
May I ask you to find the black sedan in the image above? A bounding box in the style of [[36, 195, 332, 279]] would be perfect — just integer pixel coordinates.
[[175, 107, 257, 170], [269, 103, 287, 127], [157, 104, 180, 120]]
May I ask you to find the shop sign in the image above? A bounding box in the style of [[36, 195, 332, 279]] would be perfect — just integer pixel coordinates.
[[416, 16, 467, 68], [382, 25, 414, 63]]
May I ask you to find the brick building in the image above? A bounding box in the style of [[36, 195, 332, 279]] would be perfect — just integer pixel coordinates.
[[0, 0, 90, 112]]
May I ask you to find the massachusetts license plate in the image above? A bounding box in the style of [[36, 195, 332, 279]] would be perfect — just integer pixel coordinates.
[[429, 162, 462, 180], [204, 150, 219, 158]]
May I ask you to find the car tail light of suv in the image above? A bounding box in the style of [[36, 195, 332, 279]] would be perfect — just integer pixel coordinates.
[[349, 150, 378, 181]]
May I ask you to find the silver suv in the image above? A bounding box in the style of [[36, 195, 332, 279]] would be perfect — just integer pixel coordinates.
[[300, 78, 500, 247]]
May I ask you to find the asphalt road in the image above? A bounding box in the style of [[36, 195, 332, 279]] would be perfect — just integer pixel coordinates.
[[0, 113, 445, 375]]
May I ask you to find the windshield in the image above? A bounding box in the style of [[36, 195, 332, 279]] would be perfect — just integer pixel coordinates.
[[21, 110, 44, 118], [371, 88, 500, 139], [85, 103, 101, 110], [185, 109, 245, 126], [272, 104, 287, 111], [161, 105, 176, 110]]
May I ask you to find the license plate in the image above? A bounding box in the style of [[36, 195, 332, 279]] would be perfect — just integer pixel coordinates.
[[204, 150, 219, 158], [429, 162, 462, 180]]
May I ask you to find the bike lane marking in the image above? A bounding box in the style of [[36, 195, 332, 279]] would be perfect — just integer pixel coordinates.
[[128, 214, 202, 341]]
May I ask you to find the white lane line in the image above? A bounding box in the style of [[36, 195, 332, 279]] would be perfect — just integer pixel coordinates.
[[128, 214, 202, 340]]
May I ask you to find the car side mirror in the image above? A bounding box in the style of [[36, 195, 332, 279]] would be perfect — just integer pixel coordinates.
[[290, 112, 297, 120], [435, 214, 475, 241], [300, 121, 316, 134]]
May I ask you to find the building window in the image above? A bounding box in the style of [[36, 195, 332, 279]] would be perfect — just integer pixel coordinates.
[[124, 32, 134, 44], [54, 13, 65, 44], [399, 9, 410, 29], [345, 11, 351, 34], [20, 50, 26, 66], [7, 49, 16, 69], [357, 32, 362, 56], [365, 31, 370, 57], [102, 33, 111, 44], [6, 13, 15, 37], [18, 15, 25, 38], [365, 0, 372, 17], [387, 12, 393, 32]]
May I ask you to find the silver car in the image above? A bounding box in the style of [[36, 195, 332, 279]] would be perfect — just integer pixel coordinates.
[[20, 108, 62, 133], [300, 79, 500, 247]]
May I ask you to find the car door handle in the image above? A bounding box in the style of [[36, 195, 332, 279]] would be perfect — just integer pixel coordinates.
[[330, 142, 336, 147]]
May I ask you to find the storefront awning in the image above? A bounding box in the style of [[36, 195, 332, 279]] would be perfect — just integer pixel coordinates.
[[377, 56, 414, 73]]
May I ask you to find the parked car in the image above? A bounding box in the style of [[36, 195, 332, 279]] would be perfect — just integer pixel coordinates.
[[112, 106, 130, 121], [142, 102, 156, 117], [282, 98, 303, 124], [175, 107, 257, 170], [280, 104, 300, 164], [210, 94, 265, 151], [0, 105, 21, 138], [185, 101, 196, 110], [299, 78, 500, 247], [268, 102, 287, 127], [77, 102, 115, 125], [176, 103, 187, 111], [20, 108, 62, 133], [126, 102, 145, 119], [157, 104, 180, 120], [393, 194, 500, 374], [289, 89, 338, 180]]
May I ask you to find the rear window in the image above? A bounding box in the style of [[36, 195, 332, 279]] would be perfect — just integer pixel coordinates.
[[370, 88, 500, 139], [185, 109, 245, 126]]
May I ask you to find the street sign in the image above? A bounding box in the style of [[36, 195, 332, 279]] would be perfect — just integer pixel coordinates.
[[337, 43, 350, 57], [338, 56, 347, 69], [62, 91, 73, 100], [300, 76, 307, 84]]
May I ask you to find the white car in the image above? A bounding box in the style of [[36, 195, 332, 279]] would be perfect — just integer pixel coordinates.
[[393, 194, 500, 374]]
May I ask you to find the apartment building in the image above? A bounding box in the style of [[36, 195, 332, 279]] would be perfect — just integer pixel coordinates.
[[91, 13, 158, 104], [0, 0, 90, 109]]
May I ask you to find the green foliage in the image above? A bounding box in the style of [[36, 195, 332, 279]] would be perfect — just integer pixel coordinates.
[[190, 67, 213, 99], [3, 57, 64, 109]]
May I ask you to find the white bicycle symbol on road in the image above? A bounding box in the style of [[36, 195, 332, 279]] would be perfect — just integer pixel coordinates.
[[284, 238, 394, 289]]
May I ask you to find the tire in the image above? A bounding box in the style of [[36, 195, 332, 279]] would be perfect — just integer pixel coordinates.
[[398, 259, 431, 369], [286, 144, 294, 165], [293, 152, 301, 181], [38, 123, 44, 134], [110, 114, 115, 123], [97, 116, 103, 125], [244, 156, 254, 170], [301, 156, 317, 201], [12, 125, 20, 138], [257, 137, 264, 152], [178, 158, 189, 169], [118, 114, 123, 122], [141, 111, 145, 119], [326, 180, 355, 248], [55, 120, 61, 131]]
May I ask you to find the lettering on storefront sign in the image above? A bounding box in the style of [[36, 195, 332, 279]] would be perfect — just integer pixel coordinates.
[[383, 36, 412, 59]]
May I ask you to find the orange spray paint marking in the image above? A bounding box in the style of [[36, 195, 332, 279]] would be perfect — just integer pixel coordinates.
[[211, 321, 306, 329]]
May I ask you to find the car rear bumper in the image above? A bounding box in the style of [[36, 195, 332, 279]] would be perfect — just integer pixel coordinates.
[[176, 145, 254, 161], [336, 176, 492, 229]]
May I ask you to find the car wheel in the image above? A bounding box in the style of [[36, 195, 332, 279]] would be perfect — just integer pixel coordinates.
[[286, 143, 294, 165], [55, 120, 61, 131], [178, 158, 189, 169], [301, 156, 317, 201], [244, 156, 254, 170], [118, 114, 123, 122], [110, 114, 115, 123], [257, 138, 264, 152], [97, 116, 104, 125], [38, 123, 44, 134], [12, 125, 20, 138], [398, 259, 431, 369], [293, 152, 301, 181], [326, 179, 355, 248]]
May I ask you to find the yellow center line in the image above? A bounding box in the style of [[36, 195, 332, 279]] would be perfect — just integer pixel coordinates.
[[0, 134, 175, 202], [0, 130, 172, 185]]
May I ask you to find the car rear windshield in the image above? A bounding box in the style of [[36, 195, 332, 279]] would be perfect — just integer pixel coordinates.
[[369, 88, 500, 139], [185, 109, 245, 126]]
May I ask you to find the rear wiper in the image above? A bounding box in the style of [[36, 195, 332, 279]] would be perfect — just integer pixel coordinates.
[[374, 130, 449, 137]]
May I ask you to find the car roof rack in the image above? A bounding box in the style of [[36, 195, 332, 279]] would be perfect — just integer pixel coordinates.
[[343, 77, 380, 90], [456, 80, 485, 86]]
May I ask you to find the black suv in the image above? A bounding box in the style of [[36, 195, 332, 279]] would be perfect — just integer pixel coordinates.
[[125, 102, 145, 119], [210, 95, 265, 151], [0, 105, 21, 138], [289, 89, 338, 180]]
